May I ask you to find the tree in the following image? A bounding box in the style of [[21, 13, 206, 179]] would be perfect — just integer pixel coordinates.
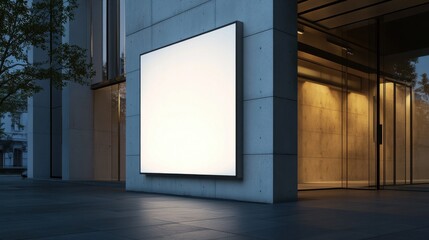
[[391, 58, 418, 86], [0, 0, 94, 134], [416, 73, 429, 96]]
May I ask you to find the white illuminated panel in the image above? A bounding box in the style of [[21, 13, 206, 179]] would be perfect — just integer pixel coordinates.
[[140, 23, 241, 176]]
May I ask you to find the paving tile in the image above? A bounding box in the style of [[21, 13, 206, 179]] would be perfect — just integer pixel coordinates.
[[149, 229, 236, 240], [214, 235, 264, 240], [0, 225, 94, 240], [3, 176, 429, 240], [106, 223, 206, 239], [366, 227, 429, 240], [182, 216, 285, 234], [31, 231, 133, 240]]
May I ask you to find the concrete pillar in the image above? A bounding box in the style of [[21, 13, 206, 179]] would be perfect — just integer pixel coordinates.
[[27, 49, 51, 179], [27, 41, 63, 179], [272, 0, 298, 201], [125, 0, 297, 203], [61, 0, 94, 180]]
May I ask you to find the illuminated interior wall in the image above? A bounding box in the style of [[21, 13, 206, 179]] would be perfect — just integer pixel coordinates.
[[297, 17, 378, 189], [298, 80, 342, 185], [298, 54, 373, 188], [346, 82, 371, 183], [298, 80, 371, 186]]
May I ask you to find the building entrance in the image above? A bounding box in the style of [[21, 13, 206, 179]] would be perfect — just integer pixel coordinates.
[[297, 3, 429, 190], [297, 54, 414, 190]]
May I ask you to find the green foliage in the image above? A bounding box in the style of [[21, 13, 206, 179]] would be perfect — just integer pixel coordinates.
[[391, 58, 418, 85], [416, 73, 429, 95], [0, 0, 94, 117], [0, 121, 4, 138]]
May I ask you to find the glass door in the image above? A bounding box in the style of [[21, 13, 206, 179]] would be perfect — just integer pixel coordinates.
[[297, 21, 377, 190], [380, 80, 411, 186]]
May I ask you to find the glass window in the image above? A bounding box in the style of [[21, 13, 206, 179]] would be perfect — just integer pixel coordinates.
[[93, 83, 126, 181], [0, 112, 27, 169], [380, 7, 429, 184], [91, 0, 125, 84]]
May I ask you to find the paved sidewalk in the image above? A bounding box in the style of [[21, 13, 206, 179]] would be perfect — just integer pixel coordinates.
[[1, 175, 429, 240]]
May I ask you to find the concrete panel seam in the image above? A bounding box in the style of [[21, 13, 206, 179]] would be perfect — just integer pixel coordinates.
[[126, 154, 140, 157], [273, 28, 297, 38], [273, 96, 297, 102], [127, 11, 272, 39], [243, 153, 275, 156], [126, 0, 213, 37], [272, 153, 298, 156], [214, 0, 216, 26], [126, 113, 140, 118], [244, 96, 274, 102], [126, 69, 139, 75], [243, 28, 273, 39]]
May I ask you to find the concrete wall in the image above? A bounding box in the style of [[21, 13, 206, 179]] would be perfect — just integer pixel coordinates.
[[298, 81, 343, 184], [28, 41, 51, 179], [28, 0, 93, 180], [62, 0, 94, 180], [28, 48, 62, 179], [125, 0, 297, 203]]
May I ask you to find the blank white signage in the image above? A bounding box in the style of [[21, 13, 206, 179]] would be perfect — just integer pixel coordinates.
[[140, 23, 238, 176]]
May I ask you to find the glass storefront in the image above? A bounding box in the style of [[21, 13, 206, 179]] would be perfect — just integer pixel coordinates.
[[91, 0, 126, 181], [298, 4, 429, 189], [297, 26, 377, 189], [93, 83, 126, 181]]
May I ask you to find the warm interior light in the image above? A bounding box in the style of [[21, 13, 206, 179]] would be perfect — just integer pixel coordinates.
[[140, 23, 240, 176], [297, 25, 304, 35]]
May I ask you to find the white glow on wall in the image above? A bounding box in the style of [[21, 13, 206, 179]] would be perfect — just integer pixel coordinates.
[[140, 23, 240, 176]]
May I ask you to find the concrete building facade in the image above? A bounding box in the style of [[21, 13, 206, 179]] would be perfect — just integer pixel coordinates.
[[0, 112, 28, 169], [26, 0, 429, 203]]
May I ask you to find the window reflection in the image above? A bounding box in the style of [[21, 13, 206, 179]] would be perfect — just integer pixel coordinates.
[[92, 0, 125, 84], [380, 8, 429, 184], [411, 57, 429, 183]]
